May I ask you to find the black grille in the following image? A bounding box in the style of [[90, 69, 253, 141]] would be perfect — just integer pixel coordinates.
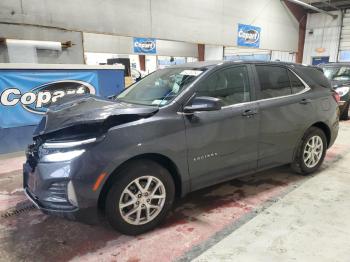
[[41, 181, 75, 210], [48, 182, 68, 201], [26, 143, 39, 170]]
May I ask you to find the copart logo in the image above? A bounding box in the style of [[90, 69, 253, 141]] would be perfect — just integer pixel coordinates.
[[134, 40, 156, 52], [0, 80, 96, 114], [238, 28, 260, 44]]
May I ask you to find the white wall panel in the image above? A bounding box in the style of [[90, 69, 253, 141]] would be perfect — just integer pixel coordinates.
[[302, 11, 341, 65], [83, 33, 133, 54], [157, 40, 198, 57], [205, 45, 224, 60], [83, 33, 198, 57], [0, 0, 299, 52]]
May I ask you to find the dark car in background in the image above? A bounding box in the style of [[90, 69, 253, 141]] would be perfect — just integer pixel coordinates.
[[23, 61, 339, 235], [320, 63, 350, 120]]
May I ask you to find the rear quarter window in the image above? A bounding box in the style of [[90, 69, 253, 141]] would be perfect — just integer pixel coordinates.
[[295, 66, 331, 89]]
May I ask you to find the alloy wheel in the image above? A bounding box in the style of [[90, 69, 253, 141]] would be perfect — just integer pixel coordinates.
[[119, 176, 166, 225], [303, 135, 323, 168]]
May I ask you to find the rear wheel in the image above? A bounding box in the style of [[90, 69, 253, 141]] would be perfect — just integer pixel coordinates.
[[340, 102, 349, 120], [291, 127, 327, 175], [105, 159, 175, 235]]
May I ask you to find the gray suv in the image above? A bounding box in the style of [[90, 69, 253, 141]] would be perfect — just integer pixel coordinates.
[[23, 61, 339, 235]]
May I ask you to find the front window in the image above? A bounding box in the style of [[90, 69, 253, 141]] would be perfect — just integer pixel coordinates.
[[323, 66, 350, 81], [196, 66, 251, 106], [117, 67, 204, 106]]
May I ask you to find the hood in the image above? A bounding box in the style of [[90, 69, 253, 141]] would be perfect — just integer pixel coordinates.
[[33, 94, 158, 137]]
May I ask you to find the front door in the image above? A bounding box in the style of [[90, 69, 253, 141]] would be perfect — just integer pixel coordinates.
[[183, 65, 259, 191]]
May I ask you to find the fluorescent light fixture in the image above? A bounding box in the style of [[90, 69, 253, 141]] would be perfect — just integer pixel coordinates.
[[5, 39, 62, 51]]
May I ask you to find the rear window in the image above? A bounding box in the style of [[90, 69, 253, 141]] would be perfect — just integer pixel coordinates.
[[256, 65, 292, 99]]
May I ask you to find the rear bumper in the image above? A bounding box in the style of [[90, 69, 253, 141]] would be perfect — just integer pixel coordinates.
[[328, 117, 339, 148]]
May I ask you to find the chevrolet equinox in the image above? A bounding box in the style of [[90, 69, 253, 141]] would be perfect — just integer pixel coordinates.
[[23, 61, 339, 235]]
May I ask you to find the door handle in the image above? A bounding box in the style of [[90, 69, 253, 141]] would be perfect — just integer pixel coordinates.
[[300, 98, 311, 105], [242, 109, 258, 117]]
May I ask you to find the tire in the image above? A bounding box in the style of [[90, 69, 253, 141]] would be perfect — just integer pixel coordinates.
[[105, 159, 175, 235], [340, 102, 349, 120], [291, 127, 327, 175]]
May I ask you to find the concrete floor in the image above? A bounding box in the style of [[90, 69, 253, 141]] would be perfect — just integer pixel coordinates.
[[0, 121, 350, 262]]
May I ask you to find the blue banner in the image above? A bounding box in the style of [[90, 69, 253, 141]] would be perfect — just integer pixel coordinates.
[[237, 24, 261, 48], [133, 37, 157, 54], [0, 69, 124, 128]]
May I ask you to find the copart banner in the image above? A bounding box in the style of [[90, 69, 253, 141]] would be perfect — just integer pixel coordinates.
[[0, 69, 123, 128]]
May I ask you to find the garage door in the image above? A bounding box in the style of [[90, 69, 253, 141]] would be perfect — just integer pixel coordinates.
[[339, 10, 350, 61]]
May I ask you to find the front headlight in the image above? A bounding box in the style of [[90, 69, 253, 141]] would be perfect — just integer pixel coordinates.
[[335, 86, 350, 97], [41, 149, 85, 162], [38, 137, 97, 162], [42, 137, 97, 149]]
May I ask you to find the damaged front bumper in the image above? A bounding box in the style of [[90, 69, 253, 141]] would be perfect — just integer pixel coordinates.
[[23, 143, 104, 223]]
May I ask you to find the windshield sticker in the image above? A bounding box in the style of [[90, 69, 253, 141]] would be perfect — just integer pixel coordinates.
[[151, 100, 167, 105], [172, 83, 180, 93], [180, 70, 203, 76]]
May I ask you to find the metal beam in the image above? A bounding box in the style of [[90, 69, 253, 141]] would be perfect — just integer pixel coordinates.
[[284, 0, 338, 19], [314, 0, 340, 10]]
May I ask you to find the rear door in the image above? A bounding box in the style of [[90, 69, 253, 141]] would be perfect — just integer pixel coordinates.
[[184, 65, 259, 190], [253, 64, 314, 169]]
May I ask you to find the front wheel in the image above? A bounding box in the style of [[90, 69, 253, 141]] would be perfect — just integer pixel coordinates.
[[291, 127, 327, 175], [105, 159, 175, 235]]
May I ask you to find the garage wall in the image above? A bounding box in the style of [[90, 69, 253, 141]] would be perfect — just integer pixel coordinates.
[[83, 33, 198, 57], [0, 0, 298, 52], [302, 11, 341, 65]]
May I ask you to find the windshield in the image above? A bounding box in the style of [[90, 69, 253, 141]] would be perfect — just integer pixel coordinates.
[[323, 66, 350, 81], [117, 68, 204, 106]]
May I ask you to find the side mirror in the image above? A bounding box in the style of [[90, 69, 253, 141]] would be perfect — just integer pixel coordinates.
[[183, 96, 223, 113]]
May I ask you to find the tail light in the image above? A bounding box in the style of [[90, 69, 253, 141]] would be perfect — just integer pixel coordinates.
[[332, 91, 340, 103]]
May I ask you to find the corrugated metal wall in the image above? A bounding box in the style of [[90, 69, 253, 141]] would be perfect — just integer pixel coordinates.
[[339, 10, 350, 51], [302, 11, 341, 65], [223, 47, 295, 62], [271, 51, 296, 62], [338, 10, 350, 61]]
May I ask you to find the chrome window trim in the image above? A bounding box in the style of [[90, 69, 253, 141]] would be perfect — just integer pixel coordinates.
[[249, 68, 311, 104], [178, 66, 311, 112], [221, 69, 310, 109]]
